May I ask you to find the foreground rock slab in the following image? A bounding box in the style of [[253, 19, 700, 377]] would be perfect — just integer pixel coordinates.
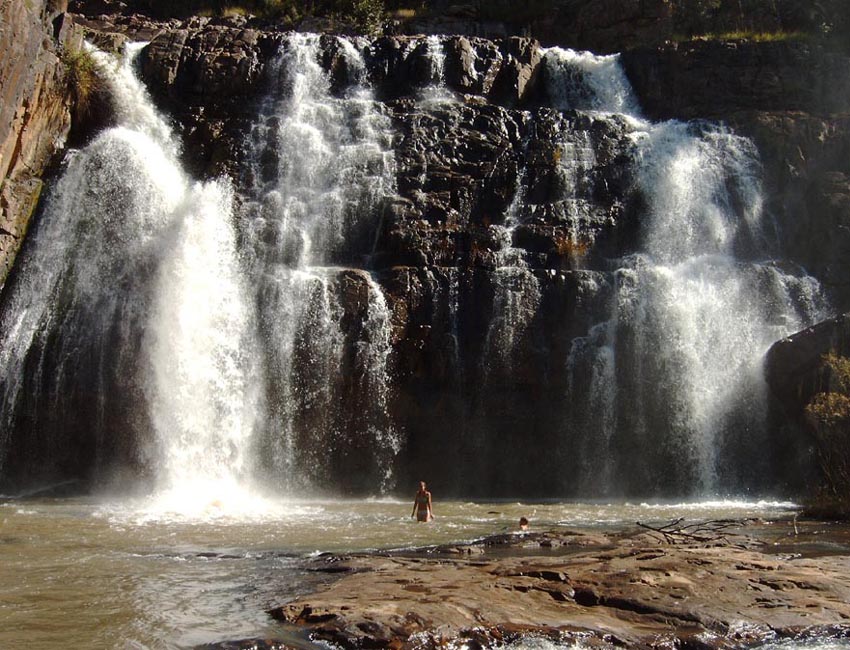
[[269, 525, 850, 649]]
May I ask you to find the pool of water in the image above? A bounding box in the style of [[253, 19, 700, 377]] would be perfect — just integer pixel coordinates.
[[0, 496, 823, 649]]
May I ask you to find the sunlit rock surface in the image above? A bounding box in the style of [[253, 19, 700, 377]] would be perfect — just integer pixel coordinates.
[[268, 524, 850, 650], [0, 0, 82, 287]]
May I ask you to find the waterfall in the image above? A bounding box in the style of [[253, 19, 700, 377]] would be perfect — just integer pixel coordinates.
[[0, 35, 401, 499], [543, 47, 641, 115], [147, 179, 260, 501], [419, 35, 454, 104], [547, 47, 829, 495], [482, 157, 542, 383], [243, 33, 400, 493], [245, 33, 394, 268], [0, 44, 260, 502], [0, 34, 833, 500]]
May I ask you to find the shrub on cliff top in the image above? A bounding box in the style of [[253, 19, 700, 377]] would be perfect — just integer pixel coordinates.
[[61, 45, 103, 118], [679, 29, 808, 43], [672, 0, 850, 48], [153, 0, 389, 32], [804, 353, 850, 519], [331, 0, 387, 34]]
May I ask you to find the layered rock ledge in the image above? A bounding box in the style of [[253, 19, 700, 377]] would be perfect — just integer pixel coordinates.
[[73, 14, 850, 306], [261, 523, 850, 650]]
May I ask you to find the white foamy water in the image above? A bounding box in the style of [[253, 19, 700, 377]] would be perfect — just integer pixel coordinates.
[[247, 33, 395, 268], [543, 47, 641, 115], [95, 41, 176, 150], [147, 179, 260, 497], [0, 44, 262, 501], [419, 35, 455, 104], [547, 45, 831, 495], [242, 34, 400, 492], [618, 120, 829, 491]]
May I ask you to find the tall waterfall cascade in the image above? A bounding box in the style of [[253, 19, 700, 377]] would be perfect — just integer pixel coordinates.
[[0, 35, 831, 501], [243, 33, 400, 494], [543, 48, 828, 495], [0, 44, 261, 507]]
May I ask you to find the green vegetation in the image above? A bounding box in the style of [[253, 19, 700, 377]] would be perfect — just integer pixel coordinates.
[[128, 0, 399, 33], [804, 353, 850, 519], [677, 29, 807, 43], [346, 0, 387, 34], [671, 0, 850, 50], [61, 45, 102, 117]]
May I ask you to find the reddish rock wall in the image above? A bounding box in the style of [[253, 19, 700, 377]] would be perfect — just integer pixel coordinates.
[[0, 0, 81, 288]]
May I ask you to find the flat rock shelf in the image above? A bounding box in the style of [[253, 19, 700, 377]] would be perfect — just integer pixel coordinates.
[[258, 521, 850, 650]]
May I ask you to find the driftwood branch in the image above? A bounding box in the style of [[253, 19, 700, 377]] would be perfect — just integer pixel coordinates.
[[636, 518, 760, 546]]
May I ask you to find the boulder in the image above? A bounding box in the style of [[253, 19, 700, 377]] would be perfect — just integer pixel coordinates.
[[268, 526, 850, 650], [766, 312, 850, 418]]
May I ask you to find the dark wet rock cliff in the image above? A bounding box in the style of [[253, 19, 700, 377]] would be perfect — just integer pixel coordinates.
[[2, 1, 850, 498], [82, 16, 850, 495], [764, 312, 850, 484], [75, 16, 850, 311]]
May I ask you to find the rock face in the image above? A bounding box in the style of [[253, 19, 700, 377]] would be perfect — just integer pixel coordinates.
[[124, 21, 850, 313], [766, 312, 850, 419], [623, 40, 850, 120], [0, 0, 81, 288], [3, 5, 850, 497], [137, 17, 282, 177], [268, 525, 850, 650], [762, 313, 850, 491], [404, 0, 850, 55], [125, 22, 850, 495]]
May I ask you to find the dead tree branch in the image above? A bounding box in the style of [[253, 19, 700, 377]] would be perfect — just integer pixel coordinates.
[[636, 518, 761, 546]]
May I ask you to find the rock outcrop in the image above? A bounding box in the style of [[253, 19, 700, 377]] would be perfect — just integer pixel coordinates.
[[266, 525, 850, 650], [767, 312, 850, 418], [0, 0, 82, 288], [762, 313, 850, 493]]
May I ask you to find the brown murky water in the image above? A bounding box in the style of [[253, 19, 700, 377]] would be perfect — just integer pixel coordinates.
[[0, 497, 832, 649]]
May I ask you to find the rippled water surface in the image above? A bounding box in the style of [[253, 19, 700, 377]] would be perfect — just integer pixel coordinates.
[[0, 497, 816, 649]]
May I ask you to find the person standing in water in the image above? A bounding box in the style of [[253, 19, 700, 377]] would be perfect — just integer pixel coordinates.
[[411, 481, 433, 522]]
